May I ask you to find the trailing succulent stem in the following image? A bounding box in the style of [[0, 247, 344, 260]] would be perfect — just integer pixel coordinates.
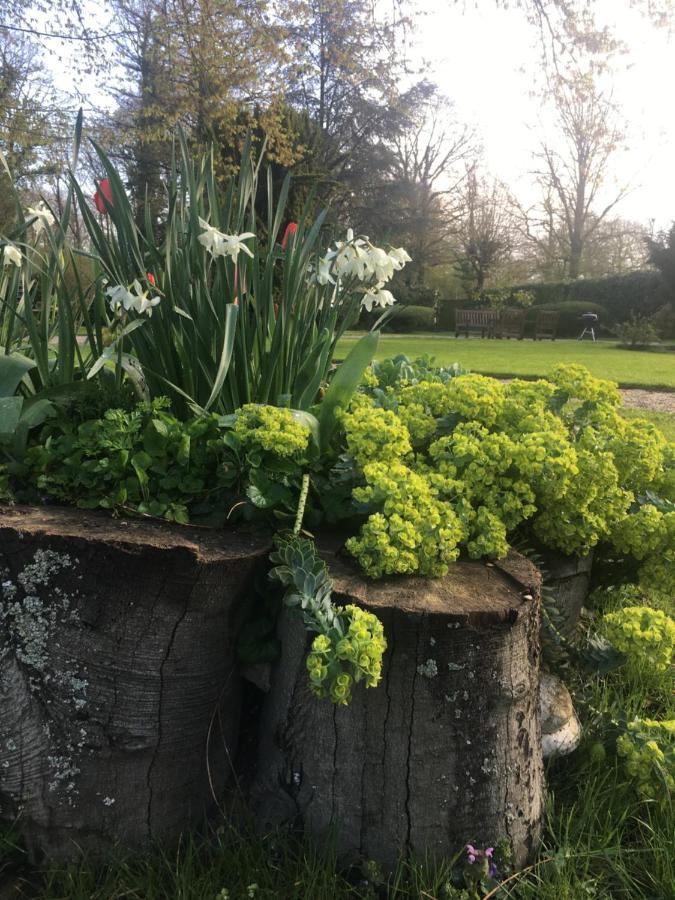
[[514, 541, 625, 674], [268, 533, 386, 705]]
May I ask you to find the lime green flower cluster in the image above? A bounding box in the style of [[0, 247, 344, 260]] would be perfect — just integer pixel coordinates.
[[306, 604, 387, 704], [430, 424, 537, 530], [346, 461, 465, 577], [533, 448, 630, 554], [269, 534, 387, 707], [341, 401, 412, 468], [603, 606, 675, 672], [653, 444, 675, 501], [606, 418, 667, 495], [397, 382, 452, 444], [610, 506, 675, 596], [339, 363, 673, 576], [549, 363, 622, 407], [617, 718, 675, 803], [495, 379, 557, 434], [443, 373, 506, 427], [233, 404, 310, 459]]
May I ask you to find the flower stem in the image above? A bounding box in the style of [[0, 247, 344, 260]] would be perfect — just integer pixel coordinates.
[[294, 473, 310, 535]]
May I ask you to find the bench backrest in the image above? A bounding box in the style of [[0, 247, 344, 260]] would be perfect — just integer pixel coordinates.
[[456, 309, 499, 326]]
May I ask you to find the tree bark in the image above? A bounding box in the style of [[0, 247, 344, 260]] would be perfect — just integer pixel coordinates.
[[251, 548, 544, 871], [538, 547, 594, 638], [0, 505, 270, 862]]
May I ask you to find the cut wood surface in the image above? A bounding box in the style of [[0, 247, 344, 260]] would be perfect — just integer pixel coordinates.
[[0, 505, 270, 861], [252, 547, 544, 870]]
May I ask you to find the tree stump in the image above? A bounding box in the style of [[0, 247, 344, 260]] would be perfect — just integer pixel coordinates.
[[538, 547, 594, 637], [0, 505, 269, 861], [251, 549, 544, 871]]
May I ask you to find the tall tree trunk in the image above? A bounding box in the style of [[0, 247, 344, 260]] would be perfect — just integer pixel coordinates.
[[251, 548, 544, 871], [568, 237, 583, 279], [0, 505, 269, 862]]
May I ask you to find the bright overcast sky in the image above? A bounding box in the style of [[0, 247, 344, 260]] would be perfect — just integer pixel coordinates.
[[41, 0, 675, 227], [415, 0, 675, 227]]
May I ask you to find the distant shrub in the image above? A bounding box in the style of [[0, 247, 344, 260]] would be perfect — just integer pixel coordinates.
[[356, 304, 436, 332], [613, 314, 660, 349], [385, 305, 436, 332], [391, 281, 438, 308], [652, 304, 675, 340]]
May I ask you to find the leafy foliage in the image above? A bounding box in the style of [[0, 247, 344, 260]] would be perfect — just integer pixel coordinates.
[[269, 533, 386, 705], [603, 606, 675, 672], [616, 718, 674, 806], [612, 313, 660, 348]]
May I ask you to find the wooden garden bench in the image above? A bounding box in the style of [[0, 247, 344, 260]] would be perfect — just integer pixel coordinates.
[[455, 309, 498, 338], [534, 310, 559, 341], [496, 308, 526, 339]]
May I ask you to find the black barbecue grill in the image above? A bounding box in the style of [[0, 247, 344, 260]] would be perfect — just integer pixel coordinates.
[[578, 312, 599, 342]]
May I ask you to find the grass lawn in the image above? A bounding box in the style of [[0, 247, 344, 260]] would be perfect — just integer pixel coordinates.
[[336, 334, 675, 390]]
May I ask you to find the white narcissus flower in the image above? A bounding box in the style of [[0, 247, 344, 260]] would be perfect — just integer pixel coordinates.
[[367, 246, 395, 283], [106, 280, 160, 316], [316, 255, 335, 285], [26, 202, 55, 235], [2, 243, 22, 267], [388, 247, 412, 270], [106, 284, 133, 312], [220, 232, 255, 261], [361, 283, 396, 313], [334, 242, 371, 280], [197, 218, 226, 256], [198, 218, 255, 260]]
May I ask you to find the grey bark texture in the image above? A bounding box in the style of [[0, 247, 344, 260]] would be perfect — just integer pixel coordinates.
[[0, 505, 269, 862], [251, 548, 544, 871], [538, 547, 594, 637]]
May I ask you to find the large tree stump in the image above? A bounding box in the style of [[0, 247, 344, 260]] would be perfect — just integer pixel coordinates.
[[0, 505, 269, 861], [538, 547, 594, 637], [251, 549, 544, 871]]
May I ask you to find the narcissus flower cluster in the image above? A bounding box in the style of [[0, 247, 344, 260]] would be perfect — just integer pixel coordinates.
[[315, 228, 411, 312], [198, 219, 255, 261], [106, 280, 161, 317]]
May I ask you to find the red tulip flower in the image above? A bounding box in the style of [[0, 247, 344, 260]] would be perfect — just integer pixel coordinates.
[[281, 222, 298, 250], [146, 271, 156, 286], [93, 178, 113, 215]]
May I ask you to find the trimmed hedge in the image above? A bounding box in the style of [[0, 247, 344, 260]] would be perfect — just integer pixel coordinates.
[[384, 305, 436, 332], [491, 271, 668, 324], [357, 304, 437, 332]]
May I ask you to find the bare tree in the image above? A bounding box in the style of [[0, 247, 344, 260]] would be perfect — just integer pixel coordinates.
[[0, 29, 73, 230], [453, 166, 520, 296], [528, 69, 628, 279], [367, 84, 476, 283], [581, 217, 651, 277]]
